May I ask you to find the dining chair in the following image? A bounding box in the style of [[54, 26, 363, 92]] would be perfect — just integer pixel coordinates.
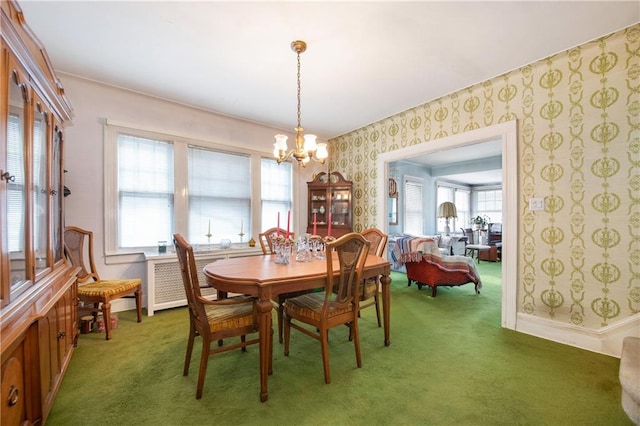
[[64, 226, 142, 340], [283, 232, 370, 384], [258, 227, 304, 344], [258, 227, 291, 255], [358, 228, 388, 330], [173, 233, 266, 399]]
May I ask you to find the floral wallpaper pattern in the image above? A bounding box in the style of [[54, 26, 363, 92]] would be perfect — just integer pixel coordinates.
[[329, 24, 640, 329]]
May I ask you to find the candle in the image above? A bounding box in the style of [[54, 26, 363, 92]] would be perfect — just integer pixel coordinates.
[[240, 220, 243, 234], [313, 213, 317, 235], [277, 212, 280, 236], [208, 219, 211, 235], [286, 210, 290, 238], [327, 213, 332, 237]]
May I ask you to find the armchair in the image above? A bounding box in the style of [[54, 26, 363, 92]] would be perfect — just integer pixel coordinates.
[[402, 239, 482, 297]]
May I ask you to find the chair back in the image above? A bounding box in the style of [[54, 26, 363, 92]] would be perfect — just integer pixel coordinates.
[[324, 233, 370, 313], [173, 233, 209, 333], [258, 227, 294, 255], [461, 228, 474, 245], [64, 226, 101, 283], [361, 228, 387, 257]]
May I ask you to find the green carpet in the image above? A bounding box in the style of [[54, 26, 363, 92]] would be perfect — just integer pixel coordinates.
[[47, 262, 632, 425]]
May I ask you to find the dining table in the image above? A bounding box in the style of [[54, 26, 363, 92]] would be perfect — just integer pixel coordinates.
[[203, 252, 392, 402]]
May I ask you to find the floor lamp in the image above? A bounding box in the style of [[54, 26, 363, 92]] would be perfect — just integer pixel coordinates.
[[438, 202, 457, 236]]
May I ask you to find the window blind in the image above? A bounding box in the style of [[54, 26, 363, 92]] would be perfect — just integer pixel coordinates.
[[188, 146, 251, 244], [118, 134, 174, 248], [260, 158, 292, 231], [404, 178, 423, 235]]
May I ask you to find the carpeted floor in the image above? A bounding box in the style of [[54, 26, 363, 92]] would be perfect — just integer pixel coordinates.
[[46, 261, 632, 425]]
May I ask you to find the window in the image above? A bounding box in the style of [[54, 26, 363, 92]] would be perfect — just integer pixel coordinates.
[[104, 121, 295, 255], [188, 147, 251, 244], [475, 188, 502, 224], [436, 183, 470, 233], [260, 158, 292, 231], [404, 177, 424, 235], [118, 134, 174, 249]]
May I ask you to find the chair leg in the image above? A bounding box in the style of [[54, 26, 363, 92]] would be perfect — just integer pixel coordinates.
[[283, 313, 291, 356], [320, 327, 331, 384], [135, 286, 143, 322], [184, 322, 196, 376], [241, 335, 247, 352], [374, 293, 381, 327], [102, 301, 112, 341], [269, 326, 274, 376], [277, 296, 285, 344], [196, 336, 211, 399], [352, 316, 362, 369]]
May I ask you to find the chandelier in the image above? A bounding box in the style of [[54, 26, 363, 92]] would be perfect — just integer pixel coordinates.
[[273, 40, 328, 167]]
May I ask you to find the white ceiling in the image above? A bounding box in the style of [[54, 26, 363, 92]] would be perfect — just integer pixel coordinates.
[[17, 0, 639, 143]]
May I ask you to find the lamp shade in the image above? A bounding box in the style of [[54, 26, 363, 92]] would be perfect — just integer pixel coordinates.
[[437, 202, 457, 219]]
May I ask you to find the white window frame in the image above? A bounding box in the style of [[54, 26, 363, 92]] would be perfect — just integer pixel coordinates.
[[104, 120, 296, 259], [472, 186, 503, 225]]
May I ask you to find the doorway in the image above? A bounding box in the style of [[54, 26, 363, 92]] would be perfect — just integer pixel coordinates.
[[376, 120, 518, 330]]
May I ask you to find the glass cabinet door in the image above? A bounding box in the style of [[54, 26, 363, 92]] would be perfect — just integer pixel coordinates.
[[330, 188, 350, 228], [309, 189, 327, 225], [33, 100, 49, 275], [52, 126, 63, 263], [7, 69, 28, 289]]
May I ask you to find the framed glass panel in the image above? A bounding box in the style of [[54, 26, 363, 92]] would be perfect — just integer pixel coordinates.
[[33, 102, 49, 274], [52, 126, 63, 262], [7, 70, 28, 288]]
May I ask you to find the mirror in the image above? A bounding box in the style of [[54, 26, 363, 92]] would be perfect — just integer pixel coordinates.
[[388, 178, 398, 225]]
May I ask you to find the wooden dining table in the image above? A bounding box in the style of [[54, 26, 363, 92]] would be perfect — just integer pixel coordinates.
[[203, 253, 392, 402]]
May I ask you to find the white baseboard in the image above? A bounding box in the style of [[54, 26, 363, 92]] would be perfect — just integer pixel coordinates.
[[516, 313, 640, 358]]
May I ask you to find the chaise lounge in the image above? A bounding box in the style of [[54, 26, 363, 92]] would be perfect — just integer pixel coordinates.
[[399, 239, 482, 297]]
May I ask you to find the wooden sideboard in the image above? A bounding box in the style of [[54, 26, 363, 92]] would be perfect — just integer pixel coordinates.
[[1, 1, 76, 424]]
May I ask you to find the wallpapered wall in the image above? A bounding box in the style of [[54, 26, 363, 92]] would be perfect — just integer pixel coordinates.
[[329, 24, 639, 330]]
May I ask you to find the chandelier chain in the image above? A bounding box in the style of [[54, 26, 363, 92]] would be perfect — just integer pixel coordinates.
[[296, 50, 302, 130]]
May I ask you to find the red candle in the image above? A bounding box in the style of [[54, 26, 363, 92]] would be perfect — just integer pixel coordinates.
[[286, 210, 290, 238], [313, 213, 317, 235], [277, 212, 280, 236], [327, 213, 332, 237]]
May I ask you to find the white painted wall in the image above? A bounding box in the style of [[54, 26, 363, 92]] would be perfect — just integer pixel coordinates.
[[61, 74, 322, 310]]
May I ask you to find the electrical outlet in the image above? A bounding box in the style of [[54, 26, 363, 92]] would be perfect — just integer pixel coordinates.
[[529, 198, 544, 211]]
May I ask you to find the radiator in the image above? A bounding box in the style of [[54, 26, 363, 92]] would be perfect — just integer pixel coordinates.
[[145, 247, 262, 316]]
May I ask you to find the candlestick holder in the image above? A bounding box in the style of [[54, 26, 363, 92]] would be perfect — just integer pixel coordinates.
[[205, 232, 212, 250], [238, 231, 245, 243]]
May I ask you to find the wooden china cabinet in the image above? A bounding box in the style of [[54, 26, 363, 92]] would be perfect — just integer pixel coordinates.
[[306, 171, 353, 238], [1, 2, 76, 425]]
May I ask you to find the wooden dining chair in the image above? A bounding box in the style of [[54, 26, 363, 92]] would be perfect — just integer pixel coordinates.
[[359, 228, 388, 329], [64, 226, 142, 340], [258, 227, 303, 344], [173, 233, 266, 399], [283, 232, 370, 384], [258, 227, 291, 255]]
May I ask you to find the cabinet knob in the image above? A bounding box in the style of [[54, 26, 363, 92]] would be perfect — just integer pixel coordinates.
[[50, 189, 58, 196], [7, 385, 19, 407], [57, 331, 66, 340]]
